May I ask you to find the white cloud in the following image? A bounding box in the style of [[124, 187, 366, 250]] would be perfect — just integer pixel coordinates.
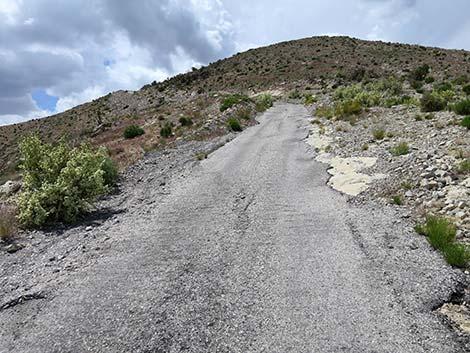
[[0, 0, 235, 125]]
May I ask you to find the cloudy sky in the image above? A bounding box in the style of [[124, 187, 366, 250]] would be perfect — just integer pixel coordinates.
[[1, 0, 469, 126]]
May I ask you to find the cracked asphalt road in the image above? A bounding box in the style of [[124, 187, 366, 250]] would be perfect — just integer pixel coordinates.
[[0, 104, 467, 352]]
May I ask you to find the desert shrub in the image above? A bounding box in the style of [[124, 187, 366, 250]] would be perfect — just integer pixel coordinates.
[[255, 94, 273, 112], [160, 124, 173, 138], [123, 125, 144, 139], [424, 76, 435, 84], [220, 94, 250, 112], [0, 203, 17, 241], [179, 117, 193, 127], [454, 75, 469, 85], [410, 64, 430, 81], [372, 128, 385, 140], [355, 91, 381, 107], [334, 85, 362, 101], [410, 80, 424, 91], [304, 94, 317, 105], [454, 99, 470, 115], [349, 68, 366, 82], [463, 85, 470, 95], [458, 159, 470, 174], [288, 90, 302, 99], [335, 99, 362, 118], [434, 81, 453, 92], [368, 76, 403, 96], [18, 136, 117, 227], [443, 243, 470, 268], [419, 216, 456, 251], [315, 105, 334, 119], [420, 92, 447, 112], [460, 116, 470, 129], [390, 142, 410, 156], [227, 118, 242, 132], [391, 195, 403, 205]]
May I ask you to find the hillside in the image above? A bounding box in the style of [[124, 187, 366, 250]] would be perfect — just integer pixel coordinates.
[[1, 36, 470, 181]]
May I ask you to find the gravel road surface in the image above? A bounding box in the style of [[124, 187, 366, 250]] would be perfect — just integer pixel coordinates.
[[0, 104, 467, 352]]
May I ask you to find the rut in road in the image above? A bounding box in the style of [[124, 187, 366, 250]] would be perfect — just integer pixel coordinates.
[[0, 104, 466, 353]]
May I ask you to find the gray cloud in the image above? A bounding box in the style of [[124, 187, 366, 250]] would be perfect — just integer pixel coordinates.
[[0, 0, 234, 125]]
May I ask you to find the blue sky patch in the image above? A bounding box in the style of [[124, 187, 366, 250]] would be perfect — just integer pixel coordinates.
[[32, 89, 59, 112]]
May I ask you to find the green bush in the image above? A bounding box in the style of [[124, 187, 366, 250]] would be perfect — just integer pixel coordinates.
[[460, 116, 470, 129], [335, 99, 362, 118], [179, 117, 193, 127], [160, 124, 173, 138], [288, 90, 302, 99], [463, 85, 470, 95], [420, 92, 447, 112], [227, 118, 242, 132], [123, 125, 144, 139], [458, 159, 470, 174], [18, 136, 117, 227], [391, 195, 403, 205], [372, 128, 385, 140], [416, 216, 469, 267], [390, 142, 410, 156], [424, 76, 435, 84], [220, 94, 250, 112], [443, 243, 470, 268], [255, 94, 273, 112], [315, 106, 334, 119], [454, 99, 470, 115], [434, 81, 453, 92], [454, 75, 469, 85], [304, 94, 317, 105], [421, 216, 456, 250], [410, 64, 430, 81]]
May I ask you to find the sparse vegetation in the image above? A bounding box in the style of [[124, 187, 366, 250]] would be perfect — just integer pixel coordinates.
[[0, 203, 17, 241], [179, 117, 193, 127], [372, 128, 385, 140], [457, 159, 470, 174], [123, 125, 145, 139], [461, 116, 470, 129], [334, 99, 362, 120], [195, 152, 207, 160], [288, 90, 302, 99], [463, 84, 470, 95], [420, 92, 447, 112], [454, 99, 470, 115], [18, 135, 118, 227], [304, 94, 317, 105], [315, 105, 334, 119], [410, 64, 430, 82], [402, 180, 413, 190], [415, 216, 469, 268], [255, 94, 273, 112], [160, 124, 173, 138], [391, 195, 403, 205], [390, 142, 410, 156], [227, 118, 242, 132], [220, 94, 250, 112]]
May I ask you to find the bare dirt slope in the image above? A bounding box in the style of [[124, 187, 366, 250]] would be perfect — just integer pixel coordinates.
[[0, 104, 467, 352]]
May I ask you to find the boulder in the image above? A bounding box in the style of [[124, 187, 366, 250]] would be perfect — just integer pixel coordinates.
[[0, 180, 21, 197]]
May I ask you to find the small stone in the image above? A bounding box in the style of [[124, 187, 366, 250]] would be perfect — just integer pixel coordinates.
[[85, 226, 93, 231], [5, 243, 24, 254]]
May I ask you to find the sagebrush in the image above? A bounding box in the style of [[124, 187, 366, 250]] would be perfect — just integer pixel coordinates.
[[18, 136, 118, 227]]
